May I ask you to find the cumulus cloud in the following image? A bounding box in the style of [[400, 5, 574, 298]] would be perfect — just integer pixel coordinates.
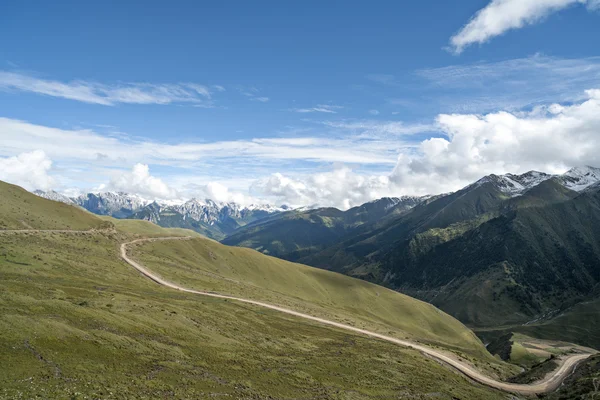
[[389, 88, 600, 193], [253, 168, 394, 210], [0, 71, 214, 106], [0, 150, 55, 190], [103, 164, 179, 199], [450, 0, 599, 54], [3, 86, 600, 209], [201, 182, 257, 205], [255, 88, 600, 208]]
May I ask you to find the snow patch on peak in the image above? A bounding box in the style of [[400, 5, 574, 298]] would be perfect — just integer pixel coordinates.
[[474, 171, 553, 196], [33, 190, 75, 204], [559, 166, 600, 191]]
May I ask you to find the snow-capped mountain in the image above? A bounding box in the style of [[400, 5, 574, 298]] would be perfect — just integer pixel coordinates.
[[474, 167, 600, 196], [73, 192, 152, 218], [33, 190, 290, 238], [475, 171, 553, 196], [33, 190, 75, 205], [556, 166, 600, 192]]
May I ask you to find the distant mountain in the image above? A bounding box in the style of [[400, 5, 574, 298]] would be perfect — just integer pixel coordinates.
[[222, 167, 600, 348], [73, 192, 150, 218], [33, 190, 76, 205], [129, 199, 287, 239], [555, 165, 600, 191], [32, 190, 288, 239], [473, 171, 552, 196], [221, 196, 427, 260]]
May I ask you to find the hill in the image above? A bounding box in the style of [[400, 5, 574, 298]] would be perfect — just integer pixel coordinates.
[[222, 168, 600, 349], [222, 196, 424, 260], [0, 181, 109, 231], [0, 181, 511, 398]]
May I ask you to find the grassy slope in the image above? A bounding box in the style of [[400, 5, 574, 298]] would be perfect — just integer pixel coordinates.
[[132, 238, 513, 376], [0, 181, 507, 398], [98, 215, 203, 238], [221, 198, 416, 261], [0, 232, 506, 399], [221, 208, 350, 259], [0, 181, 106, 230]]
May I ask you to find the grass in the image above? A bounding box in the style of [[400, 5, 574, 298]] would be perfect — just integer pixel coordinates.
[[97, 215, 203, 238], [131, 238, 518, 378], [0, 181, 106, 231], [0, 232, 507, 399], [0, 181, 509, 398]]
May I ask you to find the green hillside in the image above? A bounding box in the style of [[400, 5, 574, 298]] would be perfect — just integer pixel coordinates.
[[222, 175, 600, 350], [0, 181, 509, 398], [0, 181, 108, 231], [131, 238, 498, 363], [98, 215, 203, 238], [222, 197, 418, 260]]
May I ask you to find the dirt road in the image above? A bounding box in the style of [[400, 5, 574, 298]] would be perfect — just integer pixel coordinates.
[[121, 236, 594, 395]]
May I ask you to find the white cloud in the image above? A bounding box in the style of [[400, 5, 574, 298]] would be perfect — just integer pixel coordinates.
[[103, 164, 179, 200], [389, 88, 600, 193], [238, 87, 270, 103], [200, 182, 258, 205], [4, 88, 600, 209], [0, 117, 402, 167], [450, 0, 599, 54], [416, 55, 600, 112], [0, 71, 214, 106], [253, 168, 393, 210], [368, 109, 380, 115], [290, 104, 343, 114], [322, 120, 434, 136], [257, 88, 600, 208], [0, 150, 55, 190]]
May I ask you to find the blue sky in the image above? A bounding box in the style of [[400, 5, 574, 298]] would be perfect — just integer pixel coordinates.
[[1, 0, 600, 208]]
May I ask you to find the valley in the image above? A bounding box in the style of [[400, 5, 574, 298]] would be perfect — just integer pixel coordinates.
[[3, 179, 598, 398]]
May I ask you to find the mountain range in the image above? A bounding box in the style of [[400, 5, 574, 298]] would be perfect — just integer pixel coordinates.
[[223, 166, 600, 349], [33, 190, 289, 239], [32, 166, 600, 349]]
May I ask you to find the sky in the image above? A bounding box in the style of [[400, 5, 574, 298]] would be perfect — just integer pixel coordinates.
[[1, 0, 600, 209]]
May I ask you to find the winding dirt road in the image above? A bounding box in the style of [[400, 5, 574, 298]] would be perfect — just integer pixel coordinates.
[[121, 236, 595, 396]]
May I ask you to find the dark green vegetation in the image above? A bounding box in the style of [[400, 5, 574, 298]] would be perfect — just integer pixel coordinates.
[[0, 181, 509, 399], [508, 358, 558, 384], [546, 355, 600, 399], [222, 196, 422, 259], [225, 174, 600, 350]]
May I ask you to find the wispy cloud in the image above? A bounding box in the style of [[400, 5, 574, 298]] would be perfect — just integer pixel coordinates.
[[416, 55, 600, 111], [290, 104, 343, 114], [237, 86, 270, 102], [0, 117, 406, 170], [322, 120, 435, 136], [449, 0, 600, 54], [0, 71, 216, 106]]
